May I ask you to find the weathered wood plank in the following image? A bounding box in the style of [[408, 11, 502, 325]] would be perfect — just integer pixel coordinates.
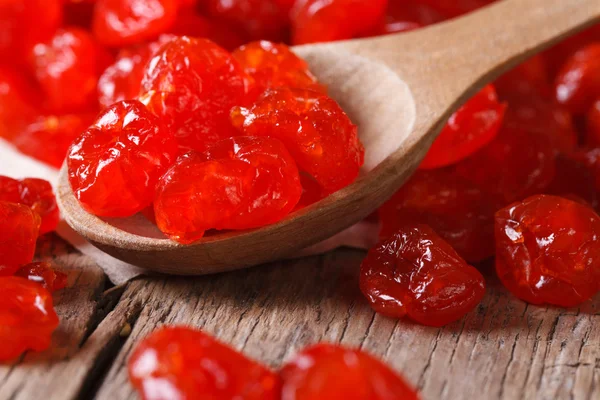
[[1, 241, 598, 400]]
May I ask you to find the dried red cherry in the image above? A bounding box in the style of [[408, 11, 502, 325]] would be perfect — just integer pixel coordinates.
[[291, 0, 387, 44], [554, 43, 600, 115], [30, 27, 109, 112], [418, 0, 497, 18], [0, 67, 41, 140], [420, 84, 506, 169], [453, 126, 556, 205], [92, 0, 178, 47], [231, 87, 364, 194], [68, 100, 178, 217], [0, 276, 59, 361], [546, 155, 598, 209], [13, 113, 96, 169], [379, 169, 496, 262], [360, 224, 485, 326], [495, 55, 551, 98], [15, 262, 68, 292], [128, 326, 280, 399], [586, 99, 600, 146], [0, 202, 40, 276], [140, 36, 249, 153], [232, 41, 326, 100], [168, 13, 245, 50], [495, 195, 600, 307], [280, 343, 418, 400]]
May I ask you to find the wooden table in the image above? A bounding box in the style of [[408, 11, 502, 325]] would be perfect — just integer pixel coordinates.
[[0, 234, 598, 400]]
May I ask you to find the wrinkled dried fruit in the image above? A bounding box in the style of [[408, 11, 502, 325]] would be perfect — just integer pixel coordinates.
[[233, 41, 326, 99], [200, 136, 302, 229], [13, 113, 96, 169], [140, 36, 248, 153], [15, 262, 68, 292], [0, 202, 40, 276], [280, 343, 419, 399], [0, 276, 59, 361], [92, 0, 178, 47], [232, 87, 364, 194], [30, 28, 108, 112], [0, 177, 58, 235], [97, 34, 174, 108], [554, 43, 600, 115], [360, 224, 485, 326], [292, 0, 387, 44], [495, 195, 600, 306], [204, 0, 292, 41], [379, 169, 496, 262], [155, 136, 301, 242], [420, 84, 506, 169], [128, 326, 280, 400], [454, 126, 556, 205], [68, 100, 178, 217]]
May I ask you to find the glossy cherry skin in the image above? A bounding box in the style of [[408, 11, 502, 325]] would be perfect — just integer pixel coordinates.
[[0, 202, 40, 276], [420, 84, 506, 169], [15, 262, 68, 292], [92, 0, 178, 47], [30, 27, 109, 113], [495, 195, 600, 307], [291, 0, 388, 44], [280, 343, 419, 400], [379, 169, 497, 263], [360, 224, 486, 327], [231, 87, 364, 195], [68, 100, 178, 217], [0, 177, 60, 235], [0, 276, 59, 361], [140, 36, 249, 153], [232, 41, 326, 100], [128, 326, 280, 400], [554, 43, 600, 115]]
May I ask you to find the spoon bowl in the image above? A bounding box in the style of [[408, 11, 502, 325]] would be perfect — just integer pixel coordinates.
[[57, 0, 600, 275]]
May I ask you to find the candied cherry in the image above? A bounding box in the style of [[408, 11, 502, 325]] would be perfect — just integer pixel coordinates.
[[0, 276, 59, 361], [546, 155, 598, 209], [418, 0, 496, 18], [155, 136, 301, 243], [204, 0, 292, 41], [92, 0, 178, 47], [495, 195, 600, 307], [571, 147, 600, 196], [30, 28, 109, 112], [420, 84, 506, 169], [360, 224, 485, 326], [15, 262, 68, 292], [554, 43, 600, 115], [544, 23, 600, 77], [97, 34, 174, 108], [501, 94, 577, 154], [168, 13, 245, 50], [0, 0, 63, 63], [128, 326, 280, 400], [140, 36, 248, 153], [291, 0, 387, 44], [68, 100, 178, 217], [586, 99, 600, 146], [0, 202, 40, 276], [200, 137, 302, 229], [0, 67, 41, 140], [495, 55, 551, 98], [231, 87, 364, 194], [379, 169, 496, 262], [453, 126, 556, 205], [368, 0, 444, 36], [232, 41, 326, 99], [280, 343, 418, 400], [0, 177, 60, 235], [13, 113, 96, 169]]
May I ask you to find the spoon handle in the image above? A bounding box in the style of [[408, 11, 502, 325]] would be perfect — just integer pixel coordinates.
[[357, 0, 600, 109]]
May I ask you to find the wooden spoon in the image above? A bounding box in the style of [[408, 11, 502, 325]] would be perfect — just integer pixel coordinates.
[[57, 0, 600, 275]]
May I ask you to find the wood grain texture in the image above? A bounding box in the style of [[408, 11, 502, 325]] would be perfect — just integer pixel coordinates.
[[2, 237, 598, 400], [56, 0, 600, 276]]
